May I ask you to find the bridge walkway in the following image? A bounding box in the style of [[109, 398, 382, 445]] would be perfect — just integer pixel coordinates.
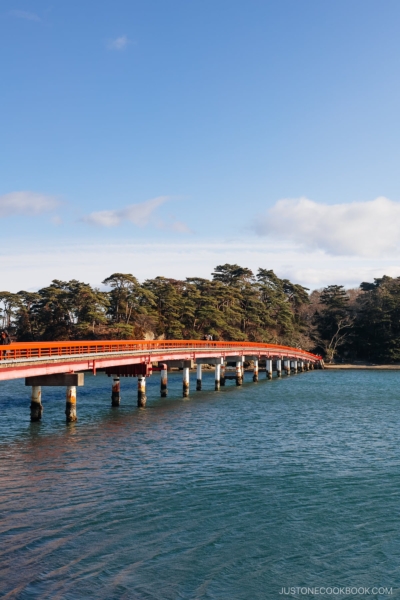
[[0, 340, 322, 423]]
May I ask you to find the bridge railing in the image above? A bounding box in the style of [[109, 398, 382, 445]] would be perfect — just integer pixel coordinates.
[[1, 340, 321, 361]]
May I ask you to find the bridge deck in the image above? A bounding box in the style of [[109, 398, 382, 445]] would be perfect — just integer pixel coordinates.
[[0, 340, 321, 381]]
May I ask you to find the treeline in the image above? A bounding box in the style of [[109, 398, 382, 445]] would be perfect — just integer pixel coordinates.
[[311, 276, 400, 364], [0, 265, 310, 346], [1, 265, 400, 363]]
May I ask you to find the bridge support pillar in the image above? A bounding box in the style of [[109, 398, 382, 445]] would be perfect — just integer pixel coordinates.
[[284, 360, 290, 375], [196, 363, 202, 391], [236, 361, 243, 386], [160, 364, 168, 397], [220, 363, 225, 386], [292, 360, 298, 374], [266, 359, 273, 379], [183, 367, 190, 397], [65, 386, 77, 422], [30, 386, 43, 422], [138, 376, 147, 407], [253, 359, 258, 382], [215, 364, 221, 390], [276, 359, 282, 378], [111, 377, 120, 407]]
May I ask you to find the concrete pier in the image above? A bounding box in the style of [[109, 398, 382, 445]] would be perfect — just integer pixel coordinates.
[[160, 364, 168, 397], [276, 359, 282, 377], [215, 364, 221, 390], [196, 363, 202, 391], [65, 386, 77, 422], [284, 360, 291, 375], [253, 359, 259, 382], [138, 376, 147, 407], [292, 360, 298, 374], [220, 363, 226, 386], [111, 377, 120, 407], [183, 367, 190, 397], [30, 386, 43, 422], [236, 361, 243, 386], [266, 359, 273, 379]]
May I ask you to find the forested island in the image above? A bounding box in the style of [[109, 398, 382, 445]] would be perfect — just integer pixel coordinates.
[[1, 264, 399, 363]]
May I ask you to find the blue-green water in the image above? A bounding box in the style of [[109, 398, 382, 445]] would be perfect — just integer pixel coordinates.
[[1, 370, 399, 599]]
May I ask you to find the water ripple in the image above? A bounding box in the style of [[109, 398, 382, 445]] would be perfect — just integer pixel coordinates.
[[1, 371, 400, 598]]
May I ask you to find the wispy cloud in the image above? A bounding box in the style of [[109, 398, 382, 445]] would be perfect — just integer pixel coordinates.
[[157, 219, 192, 234], [51, 215, 62, 226], [9, 10, 41, 22], [0, 191, 59, 217], [107, 35, 130, 51], [82, 196, 169, 227], [253, 196, 400, 257], [170, 221, 192, 233]]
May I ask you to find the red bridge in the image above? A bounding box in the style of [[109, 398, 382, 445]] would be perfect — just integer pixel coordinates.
[[0, 340, 322, 423]]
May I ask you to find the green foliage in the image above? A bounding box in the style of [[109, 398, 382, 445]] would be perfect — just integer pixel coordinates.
[[353, 276, 400, 363], [7, 264, 311, 344], [18, 265, 400, 364], [311, 285, 355, 362]]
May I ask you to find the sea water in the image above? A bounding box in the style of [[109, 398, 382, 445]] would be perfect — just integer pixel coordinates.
[[0, 370, 399, 599]]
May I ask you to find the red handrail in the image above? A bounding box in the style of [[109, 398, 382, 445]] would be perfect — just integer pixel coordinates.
[[1, 340, 322, 361]]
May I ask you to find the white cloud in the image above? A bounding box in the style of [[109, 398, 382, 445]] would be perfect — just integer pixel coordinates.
[[82, 196, 169, 227], [253, 196, 400, 257], [107, 35, 130, 50], [9, 10, 40, 22], [0, 191, 59, 217]]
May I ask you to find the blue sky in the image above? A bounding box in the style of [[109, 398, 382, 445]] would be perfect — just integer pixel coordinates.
[[2, 1, 400, 290]]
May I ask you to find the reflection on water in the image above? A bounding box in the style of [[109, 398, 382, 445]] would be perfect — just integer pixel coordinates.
[[1, 371, 400, 599]]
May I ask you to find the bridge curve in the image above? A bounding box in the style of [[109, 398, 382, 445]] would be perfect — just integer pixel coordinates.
[[0, 339, 322, 381], [1, 340, 322, 423]]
